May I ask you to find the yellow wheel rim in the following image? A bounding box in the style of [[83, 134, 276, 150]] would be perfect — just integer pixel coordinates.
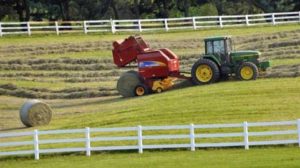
[[240, 66, 254, 80], [195, 65, 213, 82], [136, 87, 145, 96], [157, 88, 163, 93]]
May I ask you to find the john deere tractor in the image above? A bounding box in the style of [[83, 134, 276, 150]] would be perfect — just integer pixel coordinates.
[[112, 36, 270, 97], [191, 36, 270, 84]]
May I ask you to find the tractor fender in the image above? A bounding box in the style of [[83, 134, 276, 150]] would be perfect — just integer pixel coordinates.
[[202, 56, 221, 67]]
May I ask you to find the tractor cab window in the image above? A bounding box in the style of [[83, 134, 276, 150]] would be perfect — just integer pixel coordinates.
[[206, 40, 225, 55], [206, 41, 213, 54], [213, 40, 225, 54]]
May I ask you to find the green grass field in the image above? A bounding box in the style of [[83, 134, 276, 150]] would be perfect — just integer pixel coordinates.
[[1, 147, 300, 168], [1, 77, 299, 130], [0, 24, 300, 167]]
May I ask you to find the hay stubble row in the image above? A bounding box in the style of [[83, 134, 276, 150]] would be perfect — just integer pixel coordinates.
[[0, 30, 299, 99]]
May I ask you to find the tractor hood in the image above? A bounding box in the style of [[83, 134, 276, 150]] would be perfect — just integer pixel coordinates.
[[230, 50, 261, 58]]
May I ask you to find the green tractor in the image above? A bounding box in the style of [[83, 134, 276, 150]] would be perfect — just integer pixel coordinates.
[[191, 36, 270, 84]]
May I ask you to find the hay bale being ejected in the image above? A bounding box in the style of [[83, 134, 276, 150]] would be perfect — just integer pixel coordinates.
[[20, 99, 52, 127], [117, 70, 143, 97]]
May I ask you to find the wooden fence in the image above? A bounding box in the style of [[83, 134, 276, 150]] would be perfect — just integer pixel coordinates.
[[0, 11, 299, 37], [0, 119, 299, 160]]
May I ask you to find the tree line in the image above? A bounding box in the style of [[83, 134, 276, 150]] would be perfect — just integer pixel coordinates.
[[0, 0, 299, 22]]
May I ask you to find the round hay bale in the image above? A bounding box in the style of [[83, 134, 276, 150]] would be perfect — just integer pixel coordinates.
[[20, 99, 52, 127], [117, 71, 142, 97]]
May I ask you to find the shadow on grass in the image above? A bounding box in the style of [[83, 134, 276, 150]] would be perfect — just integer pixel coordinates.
[[52, 96, 126, 109], [0, 126, 27, 132]]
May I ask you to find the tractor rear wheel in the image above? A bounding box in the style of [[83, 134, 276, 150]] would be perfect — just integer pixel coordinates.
[[117, 71, 143, 97], [236, 62, 258, 80], [191, 59, 220, 85]]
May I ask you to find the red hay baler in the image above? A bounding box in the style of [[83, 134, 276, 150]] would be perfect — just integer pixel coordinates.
[[112, 36, 186, 97], [112, 35, 268, 97]]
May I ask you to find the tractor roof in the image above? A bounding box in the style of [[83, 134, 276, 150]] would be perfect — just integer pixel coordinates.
[[204, 36, 231, 41]]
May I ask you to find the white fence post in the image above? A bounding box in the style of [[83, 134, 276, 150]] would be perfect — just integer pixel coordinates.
[[297, 119, 300, 147], [190, 124, 195, 151], [192, 17, 197, 30], [55, 21, 59, 35], [27, 22, 31, 36], [298, 11, 300, 22], [83, 21, 88, 34], [243, 121, 249, 150], [219, 16, 223, 28], [85, 127, 91, 156], [164, 19, 169, 31], [272, 13, 276, 25], [111, 19, 116, 34], [0, 23, 2, 37], [137, 125, 143, 153], [138, 20, 142, 32], [33, 129, 39, 160], [245, 15, 249, 26]]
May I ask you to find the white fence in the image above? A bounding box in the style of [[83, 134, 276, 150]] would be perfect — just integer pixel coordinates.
[[0, 11, 299, 37], [0, 119, 299, 160]]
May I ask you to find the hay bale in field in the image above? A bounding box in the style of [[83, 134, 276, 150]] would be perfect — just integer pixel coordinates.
[[20, 99, 52, 127], [117, 71, 142, 97]]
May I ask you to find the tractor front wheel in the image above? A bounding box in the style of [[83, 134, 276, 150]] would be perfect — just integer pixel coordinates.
[[191, 59, 220, 85], [236, 62, 258, 80]]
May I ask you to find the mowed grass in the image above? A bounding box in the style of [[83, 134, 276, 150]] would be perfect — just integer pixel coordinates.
[[1, 77, 299, 131], [0, 24, 299, 100], [1, 24, 299, 46], [0, 24, 300, 166], [1, 147, 300, 168], [43, 78, 300, 129], [0, 78, 115, 90], [272, 58, 300, 66]]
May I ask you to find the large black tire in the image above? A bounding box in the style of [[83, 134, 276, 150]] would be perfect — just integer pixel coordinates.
[[236, 62, 258, 80], [191, 59, 220, 85], [117, 71, 143, 97]]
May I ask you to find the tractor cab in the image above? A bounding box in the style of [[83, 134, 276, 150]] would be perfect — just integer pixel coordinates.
[[204, 36, 232, 65]]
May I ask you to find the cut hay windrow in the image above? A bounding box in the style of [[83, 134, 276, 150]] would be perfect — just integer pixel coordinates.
[[0, 84, 118, 99], [0, 41, 113, 57], [0, 70, 125, 78]]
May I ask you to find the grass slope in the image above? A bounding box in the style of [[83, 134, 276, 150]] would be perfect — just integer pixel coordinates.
[[1, 77, 300, 131], [1, 147, 300, 168]]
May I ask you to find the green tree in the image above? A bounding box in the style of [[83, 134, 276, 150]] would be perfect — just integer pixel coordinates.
[[190, 3, 218, 16], [250, 0, 295, 13], [0, 0, 30, 21]]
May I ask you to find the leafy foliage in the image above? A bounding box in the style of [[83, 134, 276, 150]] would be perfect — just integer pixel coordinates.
[[0, 0, 298, 21]]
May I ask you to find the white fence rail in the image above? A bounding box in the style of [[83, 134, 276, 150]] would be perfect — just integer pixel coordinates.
[[0, 119, 299, 160], [0, 11, 299, 37]]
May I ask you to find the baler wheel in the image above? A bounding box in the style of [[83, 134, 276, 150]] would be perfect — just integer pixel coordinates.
[[117, 71, 143, 97], [236, 62, 258, 80], [156, 87, 163, 93], [191, 59, 220, 85], [134, 84, 149, 96]]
